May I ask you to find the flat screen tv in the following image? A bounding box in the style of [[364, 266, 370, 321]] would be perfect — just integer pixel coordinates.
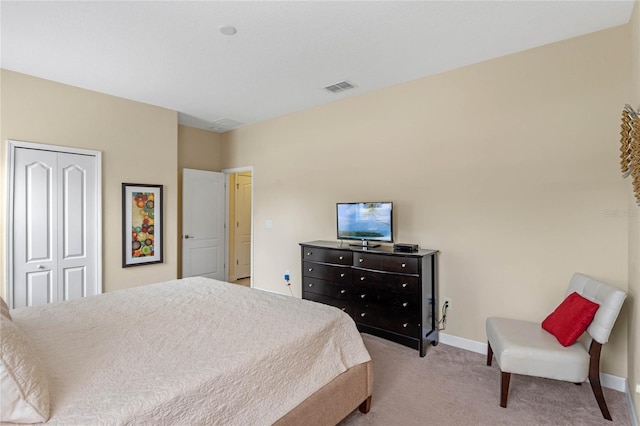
[[336, 202, 393, 247]]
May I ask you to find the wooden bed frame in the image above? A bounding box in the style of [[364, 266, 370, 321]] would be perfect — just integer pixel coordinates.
[[275, 361, 373, 425]]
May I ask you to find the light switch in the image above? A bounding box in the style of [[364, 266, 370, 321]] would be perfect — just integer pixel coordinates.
[[266, 219, 272, 229]]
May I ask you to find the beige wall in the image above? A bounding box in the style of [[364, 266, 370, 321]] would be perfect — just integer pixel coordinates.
[[628, 0, 640, 417], [1, 70, 179, 294], [177, 124, 222, 277], [221, 26, 631, 377], [178, 125, 223, 172]]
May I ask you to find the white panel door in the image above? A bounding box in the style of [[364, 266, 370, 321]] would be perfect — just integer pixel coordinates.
[[58, 153, 98, 301], [13, 149, 57, 307], [234, 173, 252, 279], [12, 147, 100, 308], [182, 169, 226, 280]]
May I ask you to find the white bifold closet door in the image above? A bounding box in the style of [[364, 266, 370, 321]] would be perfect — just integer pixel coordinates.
[[12, 147, 99, 308]]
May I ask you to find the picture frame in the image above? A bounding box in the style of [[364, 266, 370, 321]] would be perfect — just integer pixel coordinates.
[[122, 183, 163, 267]]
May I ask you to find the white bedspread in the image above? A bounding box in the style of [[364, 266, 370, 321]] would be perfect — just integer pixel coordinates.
[[9, 277, 371, 425]]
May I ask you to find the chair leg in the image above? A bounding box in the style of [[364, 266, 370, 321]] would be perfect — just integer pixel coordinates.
[[588, 341, 612, 421], [487, 342, 493, 366], [500, 371, 511, 408]]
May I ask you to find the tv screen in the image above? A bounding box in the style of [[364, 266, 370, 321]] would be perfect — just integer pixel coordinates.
[[337, 202, 393, 243]]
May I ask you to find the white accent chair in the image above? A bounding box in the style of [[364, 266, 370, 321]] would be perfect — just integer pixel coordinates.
[[486, 273, 626, 420]]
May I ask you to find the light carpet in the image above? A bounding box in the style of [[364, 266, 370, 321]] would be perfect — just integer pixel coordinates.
[[341, 333, 631, 425]]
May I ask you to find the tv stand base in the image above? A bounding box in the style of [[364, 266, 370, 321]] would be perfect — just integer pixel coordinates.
[[348, 241, 380, 248]]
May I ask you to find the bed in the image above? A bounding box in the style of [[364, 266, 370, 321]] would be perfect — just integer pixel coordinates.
[[0, 277, 373, 425]]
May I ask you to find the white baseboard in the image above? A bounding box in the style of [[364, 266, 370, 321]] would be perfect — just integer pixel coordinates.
[[439, 332, 488, 355], [626, 381, 639, 426], [439, 332, 627, 392]]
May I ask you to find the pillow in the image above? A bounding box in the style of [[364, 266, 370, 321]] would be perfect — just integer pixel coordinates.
[[542, 292, 600, 347], [0, 316, 51, 423], [0, 297, 11, 321]]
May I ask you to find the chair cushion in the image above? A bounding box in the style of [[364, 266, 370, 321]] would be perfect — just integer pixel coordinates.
[[567, 273, 626, 344], [486, 317, 590, 383], [541, 292, 599, 347]]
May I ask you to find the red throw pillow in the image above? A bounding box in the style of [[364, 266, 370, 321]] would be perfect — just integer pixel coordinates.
[[541, 292, 599, 347]]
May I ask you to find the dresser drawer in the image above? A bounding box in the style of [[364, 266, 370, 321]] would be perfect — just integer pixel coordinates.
[[355, 304, 420, 338], [353, 252, 382, 270], [304, 293, 354, 317], [303, 277, 353, 300], [303, 247, 352, 265], [353, 270, 421, 295], [354, 288, 420, 312], [380, 256, 419, 274], [303, 262, 352, 283], [353, 252, 419, 274]]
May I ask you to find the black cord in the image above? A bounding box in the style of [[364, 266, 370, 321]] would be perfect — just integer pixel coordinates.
[[437, 301, 448, 331]]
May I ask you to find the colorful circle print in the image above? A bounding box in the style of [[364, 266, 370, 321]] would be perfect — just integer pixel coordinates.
[[131, 192, 155, 258]]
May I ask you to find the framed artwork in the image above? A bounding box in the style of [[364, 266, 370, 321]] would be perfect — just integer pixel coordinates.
[[122, 183, 163, 267]]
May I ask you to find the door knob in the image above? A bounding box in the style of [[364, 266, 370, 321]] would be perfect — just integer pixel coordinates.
[[37, 265, 45, 269]]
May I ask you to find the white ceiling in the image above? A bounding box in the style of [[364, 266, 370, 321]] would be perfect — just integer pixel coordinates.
[[1, 1, 635, 132]]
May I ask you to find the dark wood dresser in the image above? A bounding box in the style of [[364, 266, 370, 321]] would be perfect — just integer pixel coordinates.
[[300, 240, 439, 356]]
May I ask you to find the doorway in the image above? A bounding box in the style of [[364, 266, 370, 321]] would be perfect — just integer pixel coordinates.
[[224, 167, 253, 287]]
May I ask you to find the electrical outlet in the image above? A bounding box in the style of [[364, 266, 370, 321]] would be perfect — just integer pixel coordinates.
[[443, 297, 453, 311]]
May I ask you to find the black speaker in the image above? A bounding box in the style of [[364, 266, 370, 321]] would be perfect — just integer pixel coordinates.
[[393, 243, 419, 252]]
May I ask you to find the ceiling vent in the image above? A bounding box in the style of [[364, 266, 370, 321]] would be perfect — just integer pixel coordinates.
[[209, 118, 243, 133], [324, 80, 356, 94]]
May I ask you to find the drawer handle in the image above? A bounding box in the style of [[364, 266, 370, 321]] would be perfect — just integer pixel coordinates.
[[360, 313, 366, 317], [340, 289, 346, 294], [308, 268, 313, 272], [339, 256, 344, 260], [402, 283, 408, 288], [402, 302, 408, 307], [360, 294, 366, 298], [360, 277, 366, 281], [403, 323, 409, 328], [401, 263, 406, 268], [359, 258, 364, 263], [307, 252, 312, 256], [340, 273, 345, 277], [308, 283, 314, 287]]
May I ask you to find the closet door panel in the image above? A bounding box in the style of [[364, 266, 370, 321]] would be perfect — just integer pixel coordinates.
[[63, 266, 86, 300], [13, 149, 58, 308], [61, 165, 85, 258], [26, 271, 54, 307], [58, 153, 97, 300]]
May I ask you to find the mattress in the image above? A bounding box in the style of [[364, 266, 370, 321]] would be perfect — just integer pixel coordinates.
[[8, 277, 371, 425]]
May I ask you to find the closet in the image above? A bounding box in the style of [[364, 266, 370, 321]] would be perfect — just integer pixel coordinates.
[[8, 141, 101, 308]]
